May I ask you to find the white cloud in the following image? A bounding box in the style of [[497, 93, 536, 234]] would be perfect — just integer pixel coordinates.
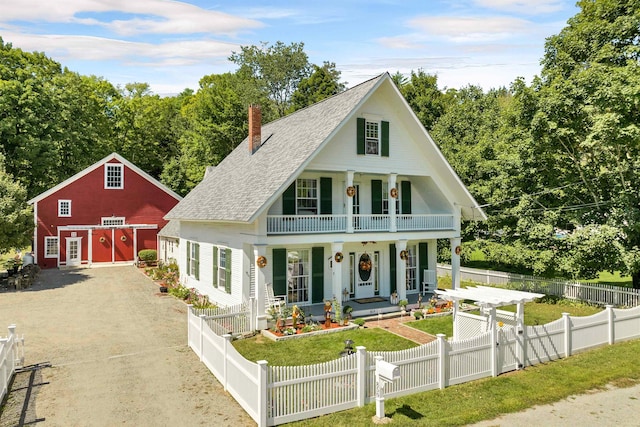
[[0, 0, 262, 36], [407, 15, 532, 43], [473, 0, 565, 15], [1, 31, 239, 64]]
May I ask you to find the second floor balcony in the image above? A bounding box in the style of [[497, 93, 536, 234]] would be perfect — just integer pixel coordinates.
[[266, 214, 454, 235]]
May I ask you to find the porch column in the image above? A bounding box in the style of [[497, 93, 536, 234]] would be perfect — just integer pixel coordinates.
[[388, 173, 397, 232], [346, 170, 355, 233], [254, 244, 268, 330], [450, 237, 461, 290], [396, 239, 407, 302], [332, 242, 345, 302]]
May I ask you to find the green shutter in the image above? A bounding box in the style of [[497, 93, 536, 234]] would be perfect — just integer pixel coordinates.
[[389, 244, 397, 294], [371, 180, 383, 214], [186, 241, 191, 276], [320, 177, 332, 214], [194, 243, 200, 280], [401, 181, 412, 214], [212, 246, 218, 287], [283, 182, 296, 215], [312, 247, 324, 303], [418, 243, 428, 286], [225, 248, 232, 294], [381, 121, 389, 157], [273, 248, 287, 297], [357, 117, 365, 154]]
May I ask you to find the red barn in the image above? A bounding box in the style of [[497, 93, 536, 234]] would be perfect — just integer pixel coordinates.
[[28, 153, 181, 268]]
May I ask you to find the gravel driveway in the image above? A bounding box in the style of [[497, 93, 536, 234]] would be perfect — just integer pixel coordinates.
[[0, 266, 253, 426]]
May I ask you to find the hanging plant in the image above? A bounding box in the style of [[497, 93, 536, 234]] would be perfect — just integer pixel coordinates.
[[257, 255, 267, 268]]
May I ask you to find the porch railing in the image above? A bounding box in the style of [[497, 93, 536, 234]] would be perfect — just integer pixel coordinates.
[[267, 214, 454, 234]]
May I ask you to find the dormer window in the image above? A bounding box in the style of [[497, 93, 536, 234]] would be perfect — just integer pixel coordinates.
[[105, 164, 124, 189], [357, 117, 389, 157]]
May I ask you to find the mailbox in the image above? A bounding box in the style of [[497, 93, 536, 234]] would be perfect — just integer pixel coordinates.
[[376, 360, 400, 382]]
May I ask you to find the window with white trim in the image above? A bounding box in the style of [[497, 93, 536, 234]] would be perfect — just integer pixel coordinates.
[[104, 164, 124, 189], [101, 217, 125, 226], [218, 248, 227, 291], [287, 249, 309, 303], [405, 245, 417, 292], [187, 241, 199, 279], [44, 236, 58, 258], [296, 179, 317, 214], [58, 200, 71, 217], [365, 120, 380, 155]]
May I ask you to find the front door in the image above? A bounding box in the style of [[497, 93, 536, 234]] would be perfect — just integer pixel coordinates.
[[66, 237, 81, 267], [354, 252, 375, 298]]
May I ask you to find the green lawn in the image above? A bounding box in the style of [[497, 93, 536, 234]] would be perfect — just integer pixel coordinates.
[[233, 328, 417, 366]]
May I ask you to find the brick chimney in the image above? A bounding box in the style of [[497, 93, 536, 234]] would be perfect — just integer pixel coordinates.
[[248, 104, 262, 154]]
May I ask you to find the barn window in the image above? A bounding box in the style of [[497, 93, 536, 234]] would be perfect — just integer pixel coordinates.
[[101, 217, 125, 226], [58, 200, 71, 217], [44, 236, 58, 258], [105, 164, 124, 189]]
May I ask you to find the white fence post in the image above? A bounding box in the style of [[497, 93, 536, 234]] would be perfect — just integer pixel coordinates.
[[562, 312, 571, 357], [7, 325, 17, 367], [187, 304, 193, 346], [199, 314, 206, 361], [222, 334, 232, 392], [606, 305, 614, 344], [356, 346, 367, 406], [437, 334, 447, 389], [257, 360, 268, 427]]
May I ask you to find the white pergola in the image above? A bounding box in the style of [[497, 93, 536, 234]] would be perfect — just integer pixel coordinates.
[[435, 286, 545, 374]]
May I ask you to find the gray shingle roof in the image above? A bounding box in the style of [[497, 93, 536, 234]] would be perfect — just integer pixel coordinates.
[[165, 73, 385, 223], [158, 219, 180, 238]]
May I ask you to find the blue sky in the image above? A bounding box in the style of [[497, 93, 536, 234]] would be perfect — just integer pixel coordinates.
[[0, 0, 579, 95]]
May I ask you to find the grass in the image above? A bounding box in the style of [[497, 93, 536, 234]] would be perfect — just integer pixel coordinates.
[[591, 271, 632, 287], [286, 339, 640, 426], [233, 328, 417, 365]]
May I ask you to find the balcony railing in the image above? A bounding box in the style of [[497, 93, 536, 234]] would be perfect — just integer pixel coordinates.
[[267, 214, 454, 235]]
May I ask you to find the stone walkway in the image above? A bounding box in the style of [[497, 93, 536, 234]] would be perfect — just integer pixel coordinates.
[[368, 313, 436, 344]]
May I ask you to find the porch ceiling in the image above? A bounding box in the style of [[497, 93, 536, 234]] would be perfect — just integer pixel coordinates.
[[435, 286, 545, 308]]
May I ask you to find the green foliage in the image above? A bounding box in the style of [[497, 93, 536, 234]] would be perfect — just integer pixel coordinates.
[[138, 249, 157, 262], [352, 318, 365, 327], [0, 154, 32, 252], [413, 310, 423, 320], [399, 69, 446, 131], [289, 62, 345, 112], [229, 41, 312, 117]]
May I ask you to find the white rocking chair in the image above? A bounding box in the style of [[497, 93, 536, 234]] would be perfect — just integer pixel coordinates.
[[265, 283, 286, 313]]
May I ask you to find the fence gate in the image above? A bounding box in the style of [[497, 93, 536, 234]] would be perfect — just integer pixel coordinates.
[[497, 326, 519, 374]]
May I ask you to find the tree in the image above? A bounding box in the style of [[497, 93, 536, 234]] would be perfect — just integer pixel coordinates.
[[399, 70, 446, 131], [530, 0, 640, 285], [0, 153, 32, 252], [229, 41, 312, 117], [289, 62, 345, 112]]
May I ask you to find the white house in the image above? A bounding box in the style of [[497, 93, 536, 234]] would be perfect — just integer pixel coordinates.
[[165, 72, 486, 328]]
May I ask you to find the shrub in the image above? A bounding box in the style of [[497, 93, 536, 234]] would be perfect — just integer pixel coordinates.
[[353, 318, 365, 327], [138, 249, 157, 262], [413, 310, 423, 320]]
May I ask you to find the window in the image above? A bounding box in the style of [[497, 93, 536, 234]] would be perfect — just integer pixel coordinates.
[[365, 120, 379, 155], [405, 245, 417, 292], [296, 179, 317, 214], [382, 183, 399, 215], [186, 241, 199, 279], [287, 249, 309, 303], [44, 236, 58, 258], [101, 217, 125, 226], [105, 164, 124, 189], [58, 200, 71, 217]]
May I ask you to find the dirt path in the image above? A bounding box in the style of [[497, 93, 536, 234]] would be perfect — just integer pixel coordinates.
[[369, 314, 436, 345], [0, 266, 254, 427]]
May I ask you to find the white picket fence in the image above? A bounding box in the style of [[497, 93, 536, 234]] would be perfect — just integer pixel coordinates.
[[1, 325, 24, 404], [188, 304, 640, 426], [438, 264, 640, 307], [190, 299, 255, 336]]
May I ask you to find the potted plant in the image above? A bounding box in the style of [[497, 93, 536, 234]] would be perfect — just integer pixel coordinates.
[[343, 305, 353, 325], [398, 299, 408, 314]]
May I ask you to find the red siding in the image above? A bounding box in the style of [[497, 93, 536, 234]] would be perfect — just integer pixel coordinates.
[[34, 158, 179, 268]]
